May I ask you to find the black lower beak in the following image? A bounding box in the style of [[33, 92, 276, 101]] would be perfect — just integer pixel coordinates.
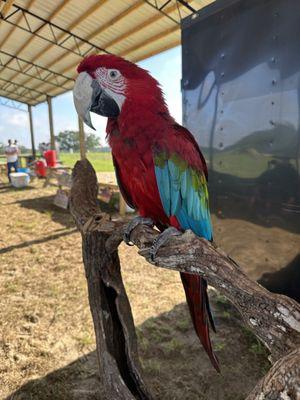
[[90, 80, 119, 118]]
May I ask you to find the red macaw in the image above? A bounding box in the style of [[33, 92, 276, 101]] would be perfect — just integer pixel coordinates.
[[73, 54, 219, 372]]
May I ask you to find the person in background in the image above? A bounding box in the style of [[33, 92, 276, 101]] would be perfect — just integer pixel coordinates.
[[13, 140, 20, 158], [5, 139, 18, 182]]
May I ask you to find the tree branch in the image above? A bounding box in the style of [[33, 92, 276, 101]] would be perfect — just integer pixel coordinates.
[[69, 159, 300, 399], [246, 348, 300, 400], [69, 159, 152, 400]]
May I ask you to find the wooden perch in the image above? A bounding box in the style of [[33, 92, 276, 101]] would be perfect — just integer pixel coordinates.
[[69, 159, 300, 400]]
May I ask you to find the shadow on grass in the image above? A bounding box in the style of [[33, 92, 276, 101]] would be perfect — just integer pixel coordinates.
[[258, 254, 300, 302], [5, 295, 270, 400], [0, 185, 36, 194], [0, 228, 77, 255], [14, 195, 75, 229]]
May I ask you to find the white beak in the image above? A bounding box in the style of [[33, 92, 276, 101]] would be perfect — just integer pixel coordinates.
[[73, 71, 95, 129]]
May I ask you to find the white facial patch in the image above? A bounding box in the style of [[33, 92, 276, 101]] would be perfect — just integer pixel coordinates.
[[104, 88, 126, 111], [94, 67, 127, 112]]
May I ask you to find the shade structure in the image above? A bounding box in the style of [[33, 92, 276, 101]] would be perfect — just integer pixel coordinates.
[[0, 0, 215, 106]]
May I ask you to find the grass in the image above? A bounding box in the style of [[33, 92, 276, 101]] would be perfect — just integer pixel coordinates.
[[0, 179, 273, 399], [59, 151, 114, 172]]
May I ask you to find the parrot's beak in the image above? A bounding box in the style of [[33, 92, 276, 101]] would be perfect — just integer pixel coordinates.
[[73, 71, 120, 130]]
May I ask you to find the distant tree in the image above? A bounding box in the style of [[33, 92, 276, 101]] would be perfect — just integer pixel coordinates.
[[54, 130, 101, 152], [18, 145, 30, 154], [86, 132, 101, 151]]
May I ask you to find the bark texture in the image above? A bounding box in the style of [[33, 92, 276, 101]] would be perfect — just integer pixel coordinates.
[[69, 159, 152, 400], [69, 159, 300, 400], [246, 348, 300, 400]]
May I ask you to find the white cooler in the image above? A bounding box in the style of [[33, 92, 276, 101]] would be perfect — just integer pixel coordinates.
[[10, 172, 30, 188]]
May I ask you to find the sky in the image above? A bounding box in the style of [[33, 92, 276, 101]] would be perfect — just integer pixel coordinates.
[[0, 46, 182, 148]]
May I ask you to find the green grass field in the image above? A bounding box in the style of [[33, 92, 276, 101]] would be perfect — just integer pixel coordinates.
[[60, 149, 278, 178], [60, 152, 114, 172]]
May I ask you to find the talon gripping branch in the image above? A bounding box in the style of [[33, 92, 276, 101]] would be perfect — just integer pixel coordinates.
[[73, 54, 220, 372]]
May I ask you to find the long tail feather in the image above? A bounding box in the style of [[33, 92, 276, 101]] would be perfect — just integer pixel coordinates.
[[180, 272, 220, 372]]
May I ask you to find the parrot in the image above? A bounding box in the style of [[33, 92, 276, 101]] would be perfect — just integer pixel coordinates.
[[73, 54, 219, 372]]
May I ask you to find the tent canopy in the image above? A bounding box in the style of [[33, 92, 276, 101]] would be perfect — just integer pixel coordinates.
[[0, 0, 215, 106]]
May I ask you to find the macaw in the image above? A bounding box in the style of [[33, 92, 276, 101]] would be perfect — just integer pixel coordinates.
[[73, 54, 219, 372]]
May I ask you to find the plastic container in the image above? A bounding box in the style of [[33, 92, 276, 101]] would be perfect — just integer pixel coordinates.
[[35, 160, 47, 177], [18, 167, 31, 174], [10, 172, 30, 188], [43, 150, 57, 167]]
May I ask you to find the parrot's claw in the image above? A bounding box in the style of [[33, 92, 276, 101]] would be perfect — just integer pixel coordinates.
[[123, 216, 154, 245], [150, 227, 181, 262]]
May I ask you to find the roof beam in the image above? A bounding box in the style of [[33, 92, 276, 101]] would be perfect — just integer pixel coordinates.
[[40, 1, 145, 71], [27, 0, 184, 95], [0, 50, 74, 90], [0, 0, 35, 49], [0, 0, 14, 18], [18, 1, 146, 93], [81, 1, 145, 47], [5, 0, 109, 86], [0, 76, 44, 99], [143, 0, 197, 24], [143, 0, 181, 24], [177, 0, 196, 13], [131, 38, 181, 63], [103, 1, 181, 50], [10, 0, 110, 88], [2, 0, 72, 71], [0, 5, 110, 63], [121, 25, 178, 57], [0, 86, 37, 103], [0, 96, 28, 111]]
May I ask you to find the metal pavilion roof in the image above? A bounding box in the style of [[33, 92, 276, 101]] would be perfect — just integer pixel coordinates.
[[0, 0, 215, 107]]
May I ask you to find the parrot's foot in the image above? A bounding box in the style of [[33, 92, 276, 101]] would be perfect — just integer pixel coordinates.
[[150, 227, 181, 261], [123, 216, 154, 245]]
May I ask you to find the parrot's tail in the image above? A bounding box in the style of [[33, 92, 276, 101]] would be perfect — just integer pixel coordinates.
[[180, 272, 220, 372]]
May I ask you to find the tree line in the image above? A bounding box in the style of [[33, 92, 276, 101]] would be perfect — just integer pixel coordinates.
[[0, 131, 104, 154]]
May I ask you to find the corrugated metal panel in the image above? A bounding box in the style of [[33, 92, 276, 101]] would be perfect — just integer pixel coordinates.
[[0, 0, 216, 105]]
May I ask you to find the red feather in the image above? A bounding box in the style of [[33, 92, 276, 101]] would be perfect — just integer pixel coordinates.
[[80, 55, 219, 372]]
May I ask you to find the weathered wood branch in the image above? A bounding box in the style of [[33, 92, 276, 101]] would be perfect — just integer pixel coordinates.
[[70, 160, 152, 400], [246, 347, 300, 400], [70, 159, 300, 400]]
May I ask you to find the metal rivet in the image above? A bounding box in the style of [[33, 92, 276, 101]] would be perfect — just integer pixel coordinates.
[[220, 53, 225, 59], [271, 57, 276, 63]]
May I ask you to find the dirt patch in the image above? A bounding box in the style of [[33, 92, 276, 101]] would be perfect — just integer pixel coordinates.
[[0, 178, 277, 399]]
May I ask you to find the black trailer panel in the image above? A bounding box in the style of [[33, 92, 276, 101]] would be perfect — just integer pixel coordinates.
[[182, 0, 300, 297]]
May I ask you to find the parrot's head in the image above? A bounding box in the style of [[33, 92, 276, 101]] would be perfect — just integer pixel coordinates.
[[73, 54, 167, 129]]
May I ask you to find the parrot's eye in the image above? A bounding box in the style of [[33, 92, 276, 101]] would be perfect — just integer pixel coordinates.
[[108, 69, 120, 80]]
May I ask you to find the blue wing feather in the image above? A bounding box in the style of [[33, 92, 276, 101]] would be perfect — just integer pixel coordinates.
[[154, 153, 212, 240]]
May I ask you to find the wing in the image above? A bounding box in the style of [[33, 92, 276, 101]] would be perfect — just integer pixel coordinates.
[[112, 155, 136, 210], [153, 148, 212, 240]]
